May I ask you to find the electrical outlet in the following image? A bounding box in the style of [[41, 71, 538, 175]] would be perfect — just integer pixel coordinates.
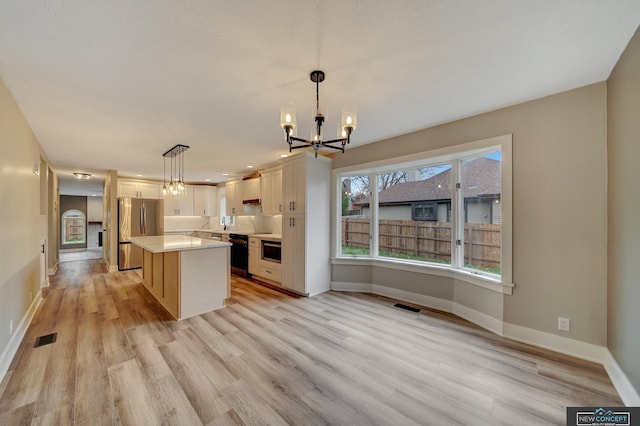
[[9, 320, 14, 335], [558, 317, 570, 332]]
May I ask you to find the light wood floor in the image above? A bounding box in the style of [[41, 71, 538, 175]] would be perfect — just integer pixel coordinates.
[[0, 260, 622, 425]]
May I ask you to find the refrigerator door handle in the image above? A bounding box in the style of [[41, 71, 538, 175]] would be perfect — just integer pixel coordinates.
[[140, 205, 144, 235], [143, 205, 147, 235]]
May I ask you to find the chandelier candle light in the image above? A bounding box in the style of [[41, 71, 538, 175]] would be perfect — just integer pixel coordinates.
[[162, 144, 190, 196], [281, 70, 357, 157]]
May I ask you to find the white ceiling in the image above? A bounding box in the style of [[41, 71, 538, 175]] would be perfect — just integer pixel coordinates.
[[1, 1, 639, 192]]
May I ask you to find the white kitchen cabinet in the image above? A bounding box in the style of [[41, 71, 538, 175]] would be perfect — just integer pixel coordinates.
[[282, 157, 306, 213], [260, 167, 282, 216], [118, 179, 162, 199], [164, 186, 194, 216], [193, 186, 218, 216], [248, 237, 260, 275], [280, 152, 331, 295], [242, 177, 261, 201], [225, 179, 243, 216], [281, 214, 306, 294]]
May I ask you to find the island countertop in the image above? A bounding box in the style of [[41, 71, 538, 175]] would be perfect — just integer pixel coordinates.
[[130, 235, 232, 253]]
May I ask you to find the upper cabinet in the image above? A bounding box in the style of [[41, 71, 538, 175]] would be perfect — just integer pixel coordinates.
[[193, 186, 218, 216], [242, 177, 261, 202], [260, 167, 282, 216], [164, 186, 194, 216], [118, 179, 162, 199], [225, 179, 243, 216], [282, 156, 307, 213]]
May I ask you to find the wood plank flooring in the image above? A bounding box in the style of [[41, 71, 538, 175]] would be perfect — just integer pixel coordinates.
[[0, 259, 622, 425]]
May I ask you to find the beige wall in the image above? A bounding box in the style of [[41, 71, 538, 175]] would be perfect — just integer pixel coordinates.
[[333, 82, 607, 345], [607, 27, 640, 394], [0, 77, 49, 367]]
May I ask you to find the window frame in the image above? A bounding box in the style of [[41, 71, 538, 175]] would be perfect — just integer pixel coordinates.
[[332, 134, 513, 293]]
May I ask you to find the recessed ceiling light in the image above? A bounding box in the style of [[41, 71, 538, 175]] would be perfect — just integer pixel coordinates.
[[205, 178, 211, 182], [246, 165, 254, 168], [73, 172, 91, 180], [222, 173, 229, 176], [280, 154, 289, 158], [136, 174, 143, 177], [91, 193, 97, 197]]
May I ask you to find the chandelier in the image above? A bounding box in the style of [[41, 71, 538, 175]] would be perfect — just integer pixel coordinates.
[[162, 144, 189, 196], [280, 70, 357, 157]]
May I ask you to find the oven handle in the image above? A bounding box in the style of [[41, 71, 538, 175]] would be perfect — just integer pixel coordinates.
[[229, 238, 248, 246], [263, 241, 281, 248]]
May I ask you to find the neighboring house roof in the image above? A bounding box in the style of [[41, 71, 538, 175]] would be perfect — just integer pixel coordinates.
[[354, 157, 500, 206]]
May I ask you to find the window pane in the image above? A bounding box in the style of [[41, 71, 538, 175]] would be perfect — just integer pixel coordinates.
[[461, 152, 501, 275], [62, 209, 86, 244], [377, 165, 452, 264], [341, 175, 370, 256]]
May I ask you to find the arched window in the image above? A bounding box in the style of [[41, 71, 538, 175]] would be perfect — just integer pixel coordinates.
[[62, 209, 86, 245]]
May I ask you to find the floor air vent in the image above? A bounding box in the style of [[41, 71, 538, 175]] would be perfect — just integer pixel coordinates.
[[34, 333, 57, 348], [394, 303, 421, 313]]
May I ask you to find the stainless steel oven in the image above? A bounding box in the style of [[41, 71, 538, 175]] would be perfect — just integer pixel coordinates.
[[262, 240, 281, 263]]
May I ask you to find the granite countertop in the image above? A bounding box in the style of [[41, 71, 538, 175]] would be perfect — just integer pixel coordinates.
[[130, 235, 232, 253]]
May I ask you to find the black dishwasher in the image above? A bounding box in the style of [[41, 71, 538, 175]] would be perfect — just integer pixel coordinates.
[[229, 233, 250, 277]]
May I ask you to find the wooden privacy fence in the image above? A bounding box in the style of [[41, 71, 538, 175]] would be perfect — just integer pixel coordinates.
[[342, 218, 501, 270]]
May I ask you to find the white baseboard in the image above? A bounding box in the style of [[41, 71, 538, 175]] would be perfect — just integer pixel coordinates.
[[502, 322, 605, 364], [604, 349, 640, 406], [453, 302, 504, 336], [106, 262, 118, 273], [370, 284, 453, 313], [47, 262, 58, 276], [331, 281, 372, 292], [0, 290, 44, 383]]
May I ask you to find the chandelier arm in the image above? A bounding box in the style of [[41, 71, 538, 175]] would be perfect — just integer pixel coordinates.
[[289, 136, 313, 143], [321, 137, 348, 145], [319, 143, 345, 151], [289, 144, 312, 151]]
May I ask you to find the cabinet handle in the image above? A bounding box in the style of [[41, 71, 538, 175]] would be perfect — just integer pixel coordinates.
[[279, 204, 281, 212]]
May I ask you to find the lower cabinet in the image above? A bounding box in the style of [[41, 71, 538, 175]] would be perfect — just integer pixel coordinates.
[[281, 214, 306, 294], [249, 237, 260, 275], [249, 236, 282, 284], [142, 250, 179, 318]]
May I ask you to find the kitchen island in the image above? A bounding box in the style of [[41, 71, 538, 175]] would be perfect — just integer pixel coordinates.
[[130, 235, 231, 320]]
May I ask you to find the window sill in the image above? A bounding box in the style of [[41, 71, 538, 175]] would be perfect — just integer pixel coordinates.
[[331, 256, 514, 295]]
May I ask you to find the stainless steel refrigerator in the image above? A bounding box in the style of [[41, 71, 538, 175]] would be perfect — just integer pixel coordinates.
[[118, 198, 164, 270]]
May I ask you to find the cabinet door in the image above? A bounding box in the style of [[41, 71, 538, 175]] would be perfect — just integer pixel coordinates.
[[281, 214, 305, 294], [261, 173, 274, 215], [248, 238, 260, 274], [118, 181, 139, 198], [138, 182, 161, 199], [283, 158, 305, 213], [175, 186, 194, 216], [164, 196, 176, 216], [273, 169, 283, 214], [194, 186, 218, 216], [225, 180, 243, 215]]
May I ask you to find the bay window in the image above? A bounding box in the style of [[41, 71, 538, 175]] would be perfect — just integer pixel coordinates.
[[335, 135, 512, 286]]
